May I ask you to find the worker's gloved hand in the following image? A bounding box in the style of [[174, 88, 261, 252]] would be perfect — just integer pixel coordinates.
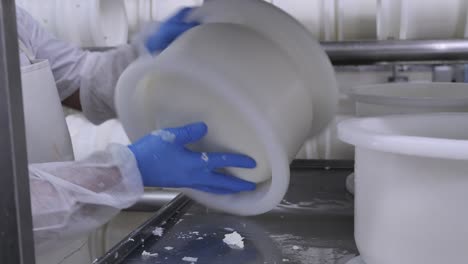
[[128, 122, 257, 195], [145, 7, 200, 54]]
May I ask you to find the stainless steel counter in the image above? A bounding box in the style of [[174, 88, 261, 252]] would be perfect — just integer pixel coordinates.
[[96, 161, 358, 264]]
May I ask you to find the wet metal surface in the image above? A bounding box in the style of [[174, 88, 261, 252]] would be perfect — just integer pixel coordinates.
[[102, 161, 358, 264]]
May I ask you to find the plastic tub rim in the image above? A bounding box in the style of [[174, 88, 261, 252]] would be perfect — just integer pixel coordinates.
[[338, 113, 468, 160]]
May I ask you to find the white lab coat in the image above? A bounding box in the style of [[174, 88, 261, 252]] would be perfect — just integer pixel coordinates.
[[16, 6, 145, 250], [16, 6, 139, 124]]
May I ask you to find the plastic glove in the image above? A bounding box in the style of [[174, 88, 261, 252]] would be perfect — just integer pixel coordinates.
[[128, 122, 257, 194], [145, 7, 200, 53]]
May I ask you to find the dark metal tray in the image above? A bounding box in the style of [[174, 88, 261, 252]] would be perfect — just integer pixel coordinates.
[[96, 160, 357, 264]]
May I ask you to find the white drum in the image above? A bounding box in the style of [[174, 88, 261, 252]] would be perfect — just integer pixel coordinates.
[[339, 113, 468, 264], [116, 0, 337, 216]]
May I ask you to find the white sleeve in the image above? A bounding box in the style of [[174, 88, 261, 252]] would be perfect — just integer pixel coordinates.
[[30, 144, 144, 249], [16, 6, 139, 124], [78, 46, 139, 124]]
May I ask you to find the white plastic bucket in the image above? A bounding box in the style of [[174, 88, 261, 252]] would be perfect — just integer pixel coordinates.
[[189, 0, 338, 137], [338, 113, 468, 264], [400, 0, 465, 39], [337, 0, 377, 40], [349, 82, 468, 117], [116, 0, 337, 215], [117, 24, 310, 215]]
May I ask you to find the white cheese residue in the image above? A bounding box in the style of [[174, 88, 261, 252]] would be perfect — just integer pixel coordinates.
[[223, 231, 245, 249], [152, 130, 176, 143], [141, 251, 158, 257], [152, 227, 164, 237], [182, 256, 198, 263]]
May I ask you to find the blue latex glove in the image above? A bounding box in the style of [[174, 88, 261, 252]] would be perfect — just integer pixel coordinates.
[[145, 7, 200, 53], [128, 122, 257, 195]]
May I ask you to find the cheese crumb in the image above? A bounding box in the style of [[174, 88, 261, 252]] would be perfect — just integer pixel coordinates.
[[223, 232, 245, 250], [141, 251, 158, 257], [182, 256, 198, 263], [152, 227, 164, 237], [152, 130, 176, 143]]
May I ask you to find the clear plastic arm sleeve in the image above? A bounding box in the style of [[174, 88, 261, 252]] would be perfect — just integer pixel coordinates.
[[29, 144, 144, 248]]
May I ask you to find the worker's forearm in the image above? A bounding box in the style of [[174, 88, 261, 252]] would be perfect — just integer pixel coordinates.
[[62, 89, 82, 111], [30, 144, 143, 248], [79, 44, 139, 124], [62, 44, 139, 114]]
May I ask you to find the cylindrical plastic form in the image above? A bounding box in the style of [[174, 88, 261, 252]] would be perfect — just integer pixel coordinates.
[[338, 113, 468, 264], [349, 82, 468, 117], [116, 0, 337, 215], [117, 24, 309, 215]]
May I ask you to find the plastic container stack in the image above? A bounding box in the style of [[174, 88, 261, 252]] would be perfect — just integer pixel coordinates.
[[17, 0, 468, 46], [17, 0, 204, 47], [17, 0, 129, 47], [272, 0, 468, 41]]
